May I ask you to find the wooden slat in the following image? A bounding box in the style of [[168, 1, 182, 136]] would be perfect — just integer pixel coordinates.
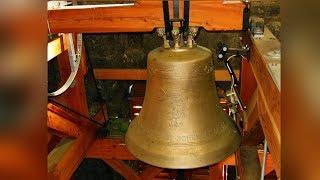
[[103, 159, 140, 180], [47, 110, 81, 138], [48, 0, 244, 33], [249, 27, 281, 176], [235, 146, 261, 180], [93, 68, 240, 81]]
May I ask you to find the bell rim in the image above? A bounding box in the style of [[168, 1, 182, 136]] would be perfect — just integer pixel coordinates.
[[125, 131, 241, 169]]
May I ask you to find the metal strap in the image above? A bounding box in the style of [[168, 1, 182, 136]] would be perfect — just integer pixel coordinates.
[[173, 0, 179, 19], [182, 0, 190, 34], [162, 0, 172, 35], [48, 33, 82, 97]]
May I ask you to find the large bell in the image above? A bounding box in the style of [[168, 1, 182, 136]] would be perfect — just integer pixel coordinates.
[[125, 28, 241, 169]]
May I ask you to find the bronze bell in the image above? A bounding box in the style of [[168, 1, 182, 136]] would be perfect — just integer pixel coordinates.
[[125, 28, 241, 169]]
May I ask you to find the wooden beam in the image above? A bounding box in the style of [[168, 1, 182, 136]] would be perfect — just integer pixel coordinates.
[[47, 34, 68, 61], [86, 137, 273, 172], [103, 159, 140, 180], [86, 137, 136, 160], [236, 146, 261, 180], [48, 1, 245, 33], [249, 28, 281, 176], [93, 68, 240, 81], [47, 110, 81, 138]]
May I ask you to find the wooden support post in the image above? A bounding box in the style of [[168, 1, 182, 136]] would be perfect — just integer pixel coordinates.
[[48, 1, 244, 33], [209, 163, 223, 180], [236, 146, 261, 180], [93, 68, 240, 81]]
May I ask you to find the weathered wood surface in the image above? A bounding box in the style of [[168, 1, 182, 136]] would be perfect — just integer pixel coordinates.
[[93, 68, 240, 81], [249, 27, 281, 176], [48, 0, 245, 33], [47, 110, 81, 138], [86, 137, 136, 160]]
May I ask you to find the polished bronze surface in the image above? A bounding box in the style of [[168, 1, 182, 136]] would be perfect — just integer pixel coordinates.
[[125, 42, 241, 169]]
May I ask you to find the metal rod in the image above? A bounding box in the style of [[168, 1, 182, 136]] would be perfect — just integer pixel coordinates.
[[260, 139, 268, 180]]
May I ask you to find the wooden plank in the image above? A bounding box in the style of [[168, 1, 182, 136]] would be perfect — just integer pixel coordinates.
[[235, 146, 261, 180], [140, 166, 164, 180], [47, 110, 81, 138], [93, 69, 240, 81], [249, 27, 281, 176], [103, 159, 140, 180], [48, 0, 245, 33]]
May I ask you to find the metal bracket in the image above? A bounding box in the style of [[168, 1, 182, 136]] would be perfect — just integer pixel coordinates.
[[162, 0, 190, 40], [217, 43, 250, 111], [242, 0, 250, 30]]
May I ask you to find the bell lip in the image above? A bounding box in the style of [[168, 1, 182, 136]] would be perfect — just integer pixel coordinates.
[[125, 133, 241, 169]]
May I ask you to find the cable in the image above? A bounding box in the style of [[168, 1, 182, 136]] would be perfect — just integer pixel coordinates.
[[48, 98, 104, 127]]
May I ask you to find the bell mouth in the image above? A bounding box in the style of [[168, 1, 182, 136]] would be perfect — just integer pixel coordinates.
[[125, 119, 241, 169]]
